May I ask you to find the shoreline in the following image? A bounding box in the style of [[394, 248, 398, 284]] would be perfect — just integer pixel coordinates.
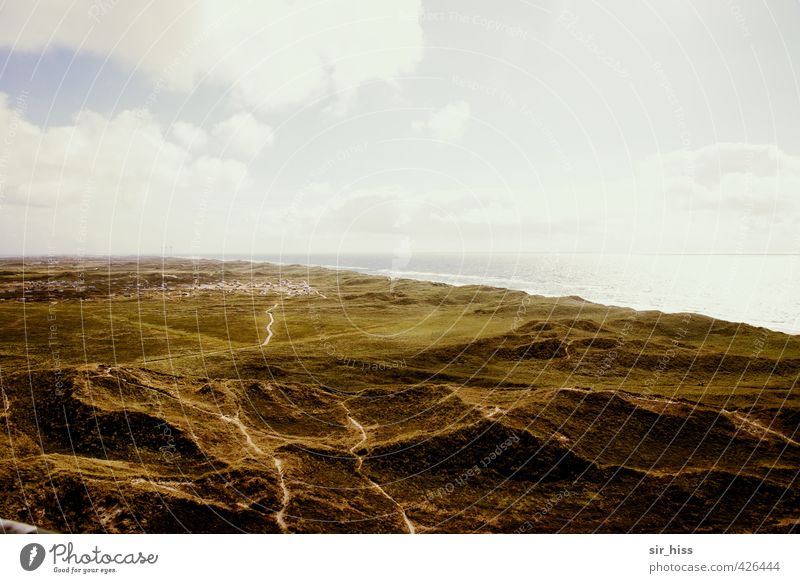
[[3, 253, 798, 336], [1, 254, 798, 534], [203, 254, 800, 337]]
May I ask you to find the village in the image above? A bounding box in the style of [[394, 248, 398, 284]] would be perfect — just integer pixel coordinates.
[[189, 278, 325, 298], [0, 277, 325, 301]]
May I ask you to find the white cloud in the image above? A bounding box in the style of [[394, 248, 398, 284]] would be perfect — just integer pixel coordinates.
[[0, 0, 424, 112], [273, 184, 505, 253], [634, 143, 800, 218], [0, 94, 250, 208], [413, 101, 471, 141], [170, 113, 273, 158], [287, 142, 800, 254], [171, 122, 210, 151], [211, 112, 274, 158], [550, 143, 800, 253]]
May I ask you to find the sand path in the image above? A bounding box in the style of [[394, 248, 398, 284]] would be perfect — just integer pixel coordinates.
[[261, 304, 278, 346], [342, 403, 416, 534], [273, 458, 291, 533]]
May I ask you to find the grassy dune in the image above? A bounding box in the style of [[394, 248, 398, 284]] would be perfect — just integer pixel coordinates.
[[0, 257, 798, 533]]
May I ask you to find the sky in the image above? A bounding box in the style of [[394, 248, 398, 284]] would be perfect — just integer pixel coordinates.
[[0, 0, 799, 257]]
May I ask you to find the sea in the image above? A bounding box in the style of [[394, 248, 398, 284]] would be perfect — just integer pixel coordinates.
[[209, 252, 800, 336]]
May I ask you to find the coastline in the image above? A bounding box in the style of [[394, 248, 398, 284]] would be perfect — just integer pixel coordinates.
[[195, 253, 800, 336], [4, 253, 799, 336], [0, 255, 798, 533], [183, 253, 800, 336]]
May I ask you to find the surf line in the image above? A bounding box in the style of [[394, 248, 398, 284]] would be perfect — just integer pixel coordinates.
[[262, 304, 278, 346]]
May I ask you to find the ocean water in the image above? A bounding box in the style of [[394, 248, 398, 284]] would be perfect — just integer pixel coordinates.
[[214, 252, 800, 335]]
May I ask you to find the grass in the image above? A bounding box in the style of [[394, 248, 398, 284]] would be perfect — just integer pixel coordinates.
[[0, 257, 797, 533]]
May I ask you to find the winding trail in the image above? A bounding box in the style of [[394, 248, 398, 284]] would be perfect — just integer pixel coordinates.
[[478, 406, 505, 420], [348, 415, 368, 470], [273, 458, 291, 533], [219, 406, 293, 532], [261, 304, 278, 346], [342, 403, 416, 534], [219, 407, 266, 456], [724, 410, 800, 446]]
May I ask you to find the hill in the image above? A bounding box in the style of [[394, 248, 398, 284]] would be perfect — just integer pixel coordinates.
[[0, 257, 797, 532]]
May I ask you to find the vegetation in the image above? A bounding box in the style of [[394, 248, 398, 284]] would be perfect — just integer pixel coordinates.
[[0, 257, 797, 533]]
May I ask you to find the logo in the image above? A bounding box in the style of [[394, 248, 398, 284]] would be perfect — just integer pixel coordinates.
[[20, 543, 46, 571]]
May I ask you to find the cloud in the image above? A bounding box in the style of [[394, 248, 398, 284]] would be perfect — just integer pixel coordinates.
[[211, 112, 274, 158], [637, 142, 800, 216], [413, 101, 471, 141], [170, 113, 273, 159], [550, 142, 800, 253], [0, 0, 424, 111], [171, 122, 210, 151], [288, 142, 800, 253], [272, 183, 510, 253], [0, 93, 250, 208]]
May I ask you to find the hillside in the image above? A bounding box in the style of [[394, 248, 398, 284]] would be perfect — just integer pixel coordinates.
[[0, 257, 797, 533]]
